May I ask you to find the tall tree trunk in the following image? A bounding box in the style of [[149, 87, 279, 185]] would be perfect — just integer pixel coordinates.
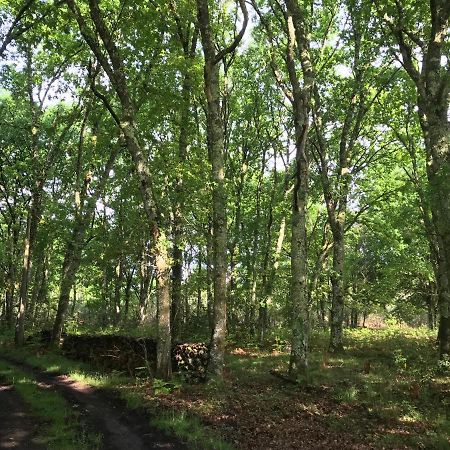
[[138, 242, 152, 323], [52, 215, 89, 342], [171, 239, 183, 338], [206, 220, 214, 332], [66, 0, 173, 378], [113, 257, 124, 323], [171, 23, 197, 338], [33, 252, 48, 327], [196, 0, 247, 377], [311, 7, 369, 352], [15, 186, 42, 346], [197, 249, 202, 320], [228, 147, 248, 328], [28, 248, 46, 327], [123, 268, 134, 321], [15, 48, 44, 346], [329, 226, 345, 352], [5, 222, 19, 330], [285, 0, 314, 376], [381, 0, 450, 359], [420, 112, 450, 357]]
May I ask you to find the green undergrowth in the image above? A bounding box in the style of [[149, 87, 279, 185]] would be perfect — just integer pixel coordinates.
[[1, 326, 448, 449], [191, 326, 449, 449], [0, 342, 233, 450], [152, 412, 234, 450], [296, 327, 449, 449], [122, 390, 233, 450], [0, 360, 101, 450]]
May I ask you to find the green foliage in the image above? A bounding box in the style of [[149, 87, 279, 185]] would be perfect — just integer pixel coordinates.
[[152, 378, 182, 395], [152, 411, 234, 450]]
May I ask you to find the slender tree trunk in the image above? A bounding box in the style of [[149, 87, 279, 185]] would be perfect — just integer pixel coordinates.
[[113, 257, 123, 323], [329, 227, 345, 352], [171, 241, 183, 338], [52, 218, 87, 343], [206, 221, 214, 332], [139, 245, 152, 323], [70, 281, 77, 317], [65, 0, 173, 378], [5, 222, 18, 330], [228, 147, 248, 327], [124, 268, 134, 321], [33, 253, 48, 327], [15, 186, 42, 346], [259, 162, 288, 343], [28, 248, 46, 327], [426, 290, 435, 330], [15, 46, 46, 346], [197, 250, 202, 320], [285, 0, 314, 377]]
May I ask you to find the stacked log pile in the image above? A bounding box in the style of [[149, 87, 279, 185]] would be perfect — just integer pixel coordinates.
[[58, 333, 208, 380], [173, 342, 208, 381]]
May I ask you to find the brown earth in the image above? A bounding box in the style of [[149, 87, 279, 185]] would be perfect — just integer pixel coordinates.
[[0, 357, 186, 450], [0, 381, 44, 450]]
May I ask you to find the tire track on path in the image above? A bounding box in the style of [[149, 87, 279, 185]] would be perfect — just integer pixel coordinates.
[[0, 356, 186, 450]]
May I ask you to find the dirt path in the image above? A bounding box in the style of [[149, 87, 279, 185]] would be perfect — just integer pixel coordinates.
[[0, 380, 44, 450], [0, 357, 186, 450]]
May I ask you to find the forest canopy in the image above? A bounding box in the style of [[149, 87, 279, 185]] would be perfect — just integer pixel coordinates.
[[0, 0, 449, 379]]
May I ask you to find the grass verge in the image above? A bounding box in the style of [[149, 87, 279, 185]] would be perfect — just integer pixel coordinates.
[[0, 343, 232, 450], [0, 360, 101, 450]]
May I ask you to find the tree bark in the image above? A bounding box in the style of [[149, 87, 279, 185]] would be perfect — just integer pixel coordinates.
[[284, 0, 314, 377], [65, 0, 173, 378], [379, 0, 450, 358], [196, 0, 247, 377]]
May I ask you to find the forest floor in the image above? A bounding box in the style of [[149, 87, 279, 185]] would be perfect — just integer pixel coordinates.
[[0, 326, 449, 450], [0, 377, 45, 449], [133, 327, 450, 449], [0, 355, 186, 450]]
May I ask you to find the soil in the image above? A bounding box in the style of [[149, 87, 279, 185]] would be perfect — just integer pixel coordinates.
[[0, 357, 186, 450], [0, 380, 45, 450]]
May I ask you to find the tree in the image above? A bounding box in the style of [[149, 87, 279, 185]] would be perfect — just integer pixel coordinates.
[[196, 0, 248, 377], [376, 0, 450, 357], [64, 0, 172, 378], [253, 0, 314, 375]]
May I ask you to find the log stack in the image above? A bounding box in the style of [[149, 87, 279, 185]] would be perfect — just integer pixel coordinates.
[[57, 333, 208, 380]]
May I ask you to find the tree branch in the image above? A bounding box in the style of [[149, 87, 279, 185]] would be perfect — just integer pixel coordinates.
[[214, 0, 248, 64]]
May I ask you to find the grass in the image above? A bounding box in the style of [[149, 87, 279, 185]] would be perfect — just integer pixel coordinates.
[[1, 325, 448, 449], [0, 341, 232, 450], [141, 326, 449, 449], [0, 343, 130, 388], [152, 411, 234, 450], [118, 378, 233, 449], [0, 360, 101, 450]]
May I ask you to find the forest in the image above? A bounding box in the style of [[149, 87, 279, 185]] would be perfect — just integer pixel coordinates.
[[0, 0, 449, 449]]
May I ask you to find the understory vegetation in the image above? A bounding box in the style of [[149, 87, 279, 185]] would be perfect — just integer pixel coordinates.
[[0, 359, 101, 450], [1, 326, 449, 449], [0, 0, 449, 448]]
